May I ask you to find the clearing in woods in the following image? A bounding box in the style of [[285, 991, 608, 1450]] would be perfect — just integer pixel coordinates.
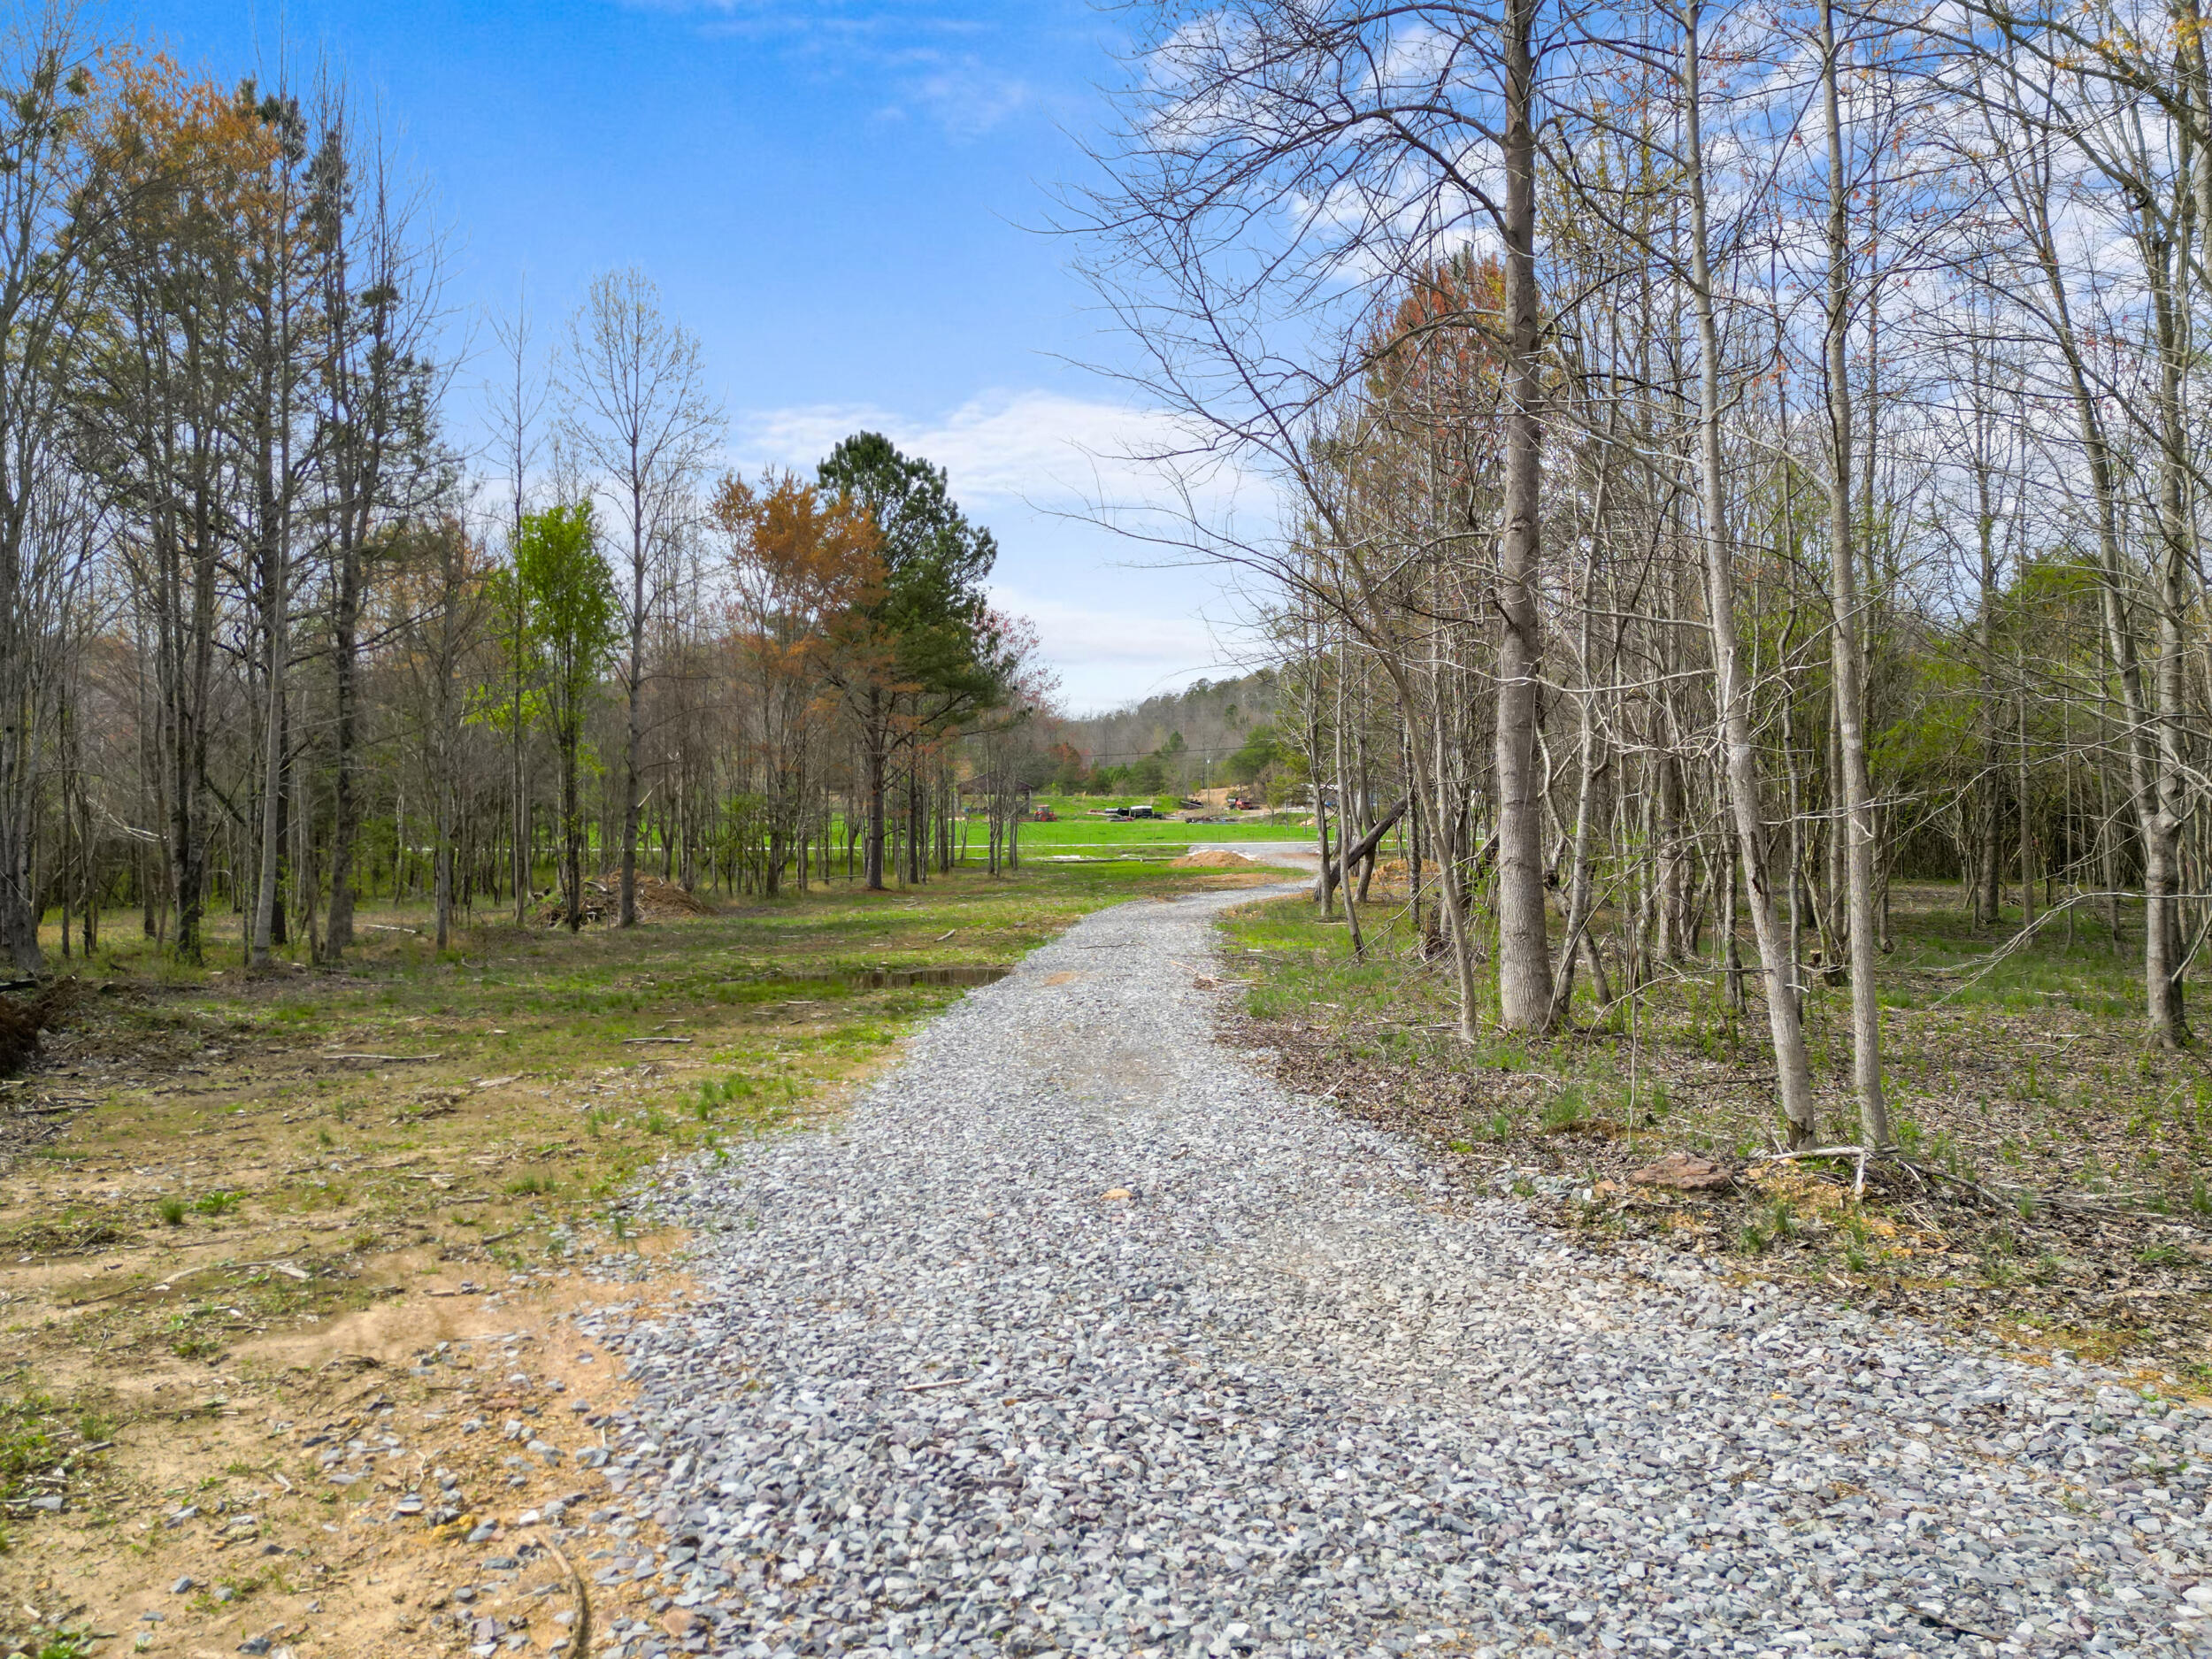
[[0, 856, 1282, 1659]]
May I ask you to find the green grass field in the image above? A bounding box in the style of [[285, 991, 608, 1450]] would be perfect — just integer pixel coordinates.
[[954, 796, 1317, 859]]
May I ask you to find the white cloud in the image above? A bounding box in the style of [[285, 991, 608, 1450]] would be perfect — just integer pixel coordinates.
[[990, 583, 1218, 660], [995, 586, 1244, 713], [731, 387, 1254, 518]]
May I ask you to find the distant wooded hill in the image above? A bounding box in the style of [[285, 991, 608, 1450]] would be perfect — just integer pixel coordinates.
[[1044, 670, 1284, 794]]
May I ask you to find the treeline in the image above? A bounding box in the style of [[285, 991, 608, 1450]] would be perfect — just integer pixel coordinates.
[[1044, 670, 1283, 796], [1078, 0, 2212, 1143], [0, 11, 1039, 973]]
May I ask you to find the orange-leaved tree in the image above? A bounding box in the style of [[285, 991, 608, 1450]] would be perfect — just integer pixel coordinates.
[[76, 50, 286, 963], [711, 470, 884, 892]]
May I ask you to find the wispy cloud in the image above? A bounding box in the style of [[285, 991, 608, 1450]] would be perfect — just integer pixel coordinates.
[[616, 0, 1029, 138], [990, 582, 1246, 710], [731, 387, 1255, 519], [988, 585, 1222, 668], [894, 60, 1033, 137]]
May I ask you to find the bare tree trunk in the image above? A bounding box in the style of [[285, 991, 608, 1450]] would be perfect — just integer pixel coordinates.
[[2013, 119, 2178, 1041], [497, 297, 541, 927], [173, 511, 219, 965], [1685, 0, 1817, 1145], [434, 526, 467, 952], [864, 695, 888, 892], [2016, 684, 2035, 931], [1970, 323, 2002, 930], [326, 543, 361, 958], [621, 598, 642, 926], [2148, 227, 2193, 1041], [1819, 0, 1890, 1146], [1493, 0, 1554, 1030], [249, 493, 288, 969], [1333, 646, 1366, 962], [1426, 686, 1482, 1041], [1547, 687, 1604, 1027]]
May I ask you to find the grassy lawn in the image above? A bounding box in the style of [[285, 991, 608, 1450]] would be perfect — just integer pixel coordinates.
[[0, 856, 1283, 1657], [1218, 879, 2212, 1392], [973, 803, 1316, 858]]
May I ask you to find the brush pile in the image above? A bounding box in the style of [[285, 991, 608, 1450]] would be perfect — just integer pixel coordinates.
[[540, 875, 713, 927]]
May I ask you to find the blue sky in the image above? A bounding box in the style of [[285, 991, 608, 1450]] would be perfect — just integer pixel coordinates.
[[119, 0, 1266, 710]]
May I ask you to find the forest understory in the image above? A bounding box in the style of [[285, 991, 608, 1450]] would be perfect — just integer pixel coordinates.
[[0, 859, 1275, 1659], [1219, 880, 2212, 1397]]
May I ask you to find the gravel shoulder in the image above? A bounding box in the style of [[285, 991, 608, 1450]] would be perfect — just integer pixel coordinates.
[[594, 886, 2212, 1659]]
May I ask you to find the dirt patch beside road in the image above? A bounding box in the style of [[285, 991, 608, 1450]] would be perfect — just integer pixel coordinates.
[[7, 1264, 696, 1658], [0, 860, 1263, 1655]]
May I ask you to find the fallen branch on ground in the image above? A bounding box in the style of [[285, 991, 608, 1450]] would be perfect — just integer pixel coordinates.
[[536, 1530, 591, 1658], [66, 1258, 310, 1307], [1755, 1145, 2177, 1217]]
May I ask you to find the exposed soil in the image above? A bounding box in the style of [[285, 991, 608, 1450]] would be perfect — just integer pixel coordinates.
[[0, 861, 1278, 1655], [0, 964, 715, 1657], [4, 1259, 695, 1659], [0, 980, 79, 1079]]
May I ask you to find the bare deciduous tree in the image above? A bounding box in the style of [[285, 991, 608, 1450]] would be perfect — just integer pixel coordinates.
[[557, 269, 721, 929]]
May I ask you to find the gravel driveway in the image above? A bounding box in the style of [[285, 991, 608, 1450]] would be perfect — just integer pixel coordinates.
[[585, 887, 2212, 1659]]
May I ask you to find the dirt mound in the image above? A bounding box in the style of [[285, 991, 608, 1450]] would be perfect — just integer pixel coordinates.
[[1171, 849, 1256, 869], [540, 874, 713, 926], [0, 995, 37, 1072], [634, 875, 711, 917], [0, 978, 76, 1074]]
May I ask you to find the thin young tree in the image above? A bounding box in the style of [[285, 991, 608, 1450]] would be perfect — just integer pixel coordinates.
[[512, 502, 618, 933], [557, 269, 721, 928], [1815, 0, 1891, 1143], [1072, 0, 1583, 1028], [487, 284, 545, 923], [0, 12, 99, 972]]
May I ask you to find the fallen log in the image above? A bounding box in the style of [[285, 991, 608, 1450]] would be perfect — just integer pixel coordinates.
[[1316, 797, 1409, 903]]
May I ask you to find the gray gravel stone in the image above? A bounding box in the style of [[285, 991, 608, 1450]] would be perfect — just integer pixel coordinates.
[[586, 887, 2212, 1657]]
